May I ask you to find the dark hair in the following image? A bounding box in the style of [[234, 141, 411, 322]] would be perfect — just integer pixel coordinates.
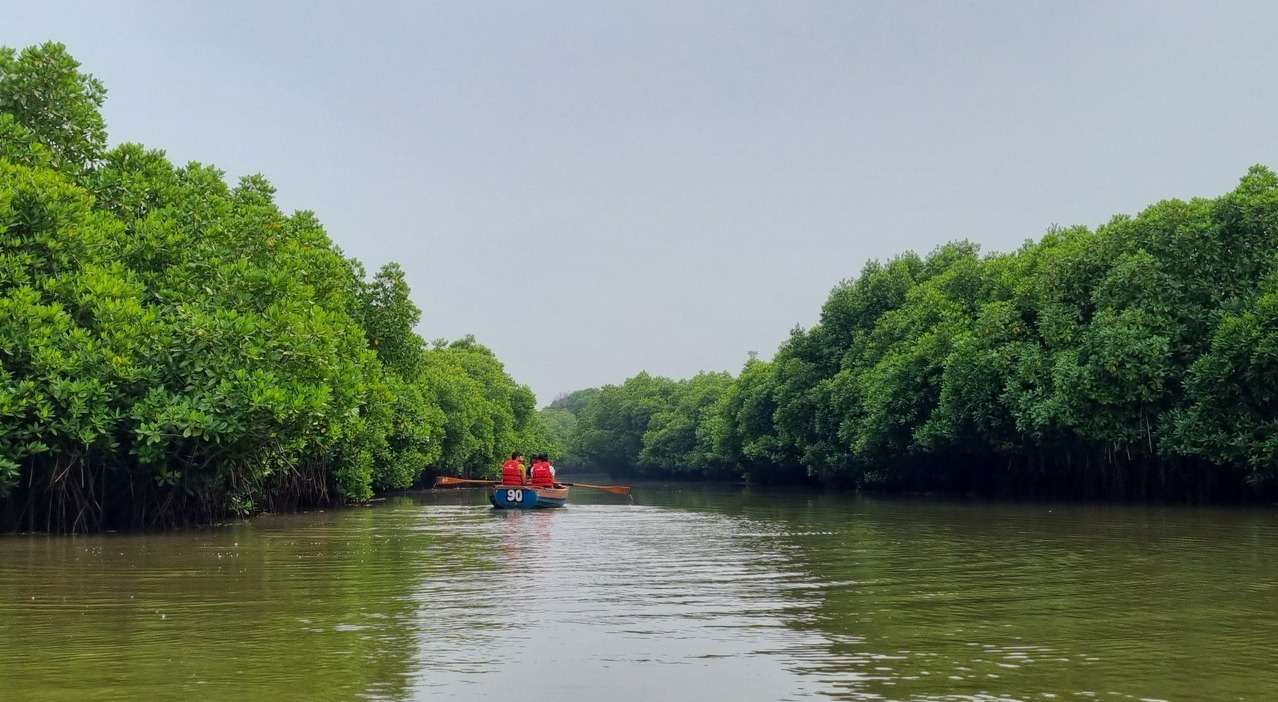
[[511, 452, 523, 460]]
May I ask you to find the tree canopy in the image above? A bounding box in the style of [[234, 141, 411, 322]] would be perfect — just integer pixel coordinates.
[[558, 168, 1278, 500], [0, 42, 543, 531]]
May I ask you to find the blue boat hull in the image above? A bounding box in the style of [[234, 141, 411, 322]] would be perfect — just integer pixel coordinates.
[[489, 486, 568, 509]]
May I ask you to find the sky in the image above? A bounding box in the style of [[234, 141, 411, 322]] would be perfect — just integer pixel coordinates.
[[5, 1, 1278, 404]]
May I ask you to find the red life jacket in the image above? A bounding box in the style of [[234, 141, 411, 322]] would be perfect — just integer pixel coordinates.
[[530, 461, 555, 487], [501, 459, 525, 486]]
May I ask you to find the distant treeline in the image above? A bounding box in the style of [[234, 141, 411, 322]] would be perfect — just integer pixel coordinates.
[[546, 167, 1278, 501], [0, 43, 551, 531]]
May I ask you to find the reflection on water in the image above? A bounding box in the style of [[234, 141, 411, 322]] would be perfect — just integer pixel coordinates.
[[1, 484, 1276, 700]]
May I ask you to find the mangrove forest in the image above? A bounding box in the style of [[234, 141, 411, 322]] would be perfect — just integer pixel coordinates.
[[2, 42, 1276, 533], [549, 169, 1278, 502], [0, 43, 551, 531]]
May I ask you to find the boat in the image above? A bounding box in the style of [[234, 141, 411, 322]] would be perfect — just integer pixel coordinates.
[[489, 484, 569, 509]]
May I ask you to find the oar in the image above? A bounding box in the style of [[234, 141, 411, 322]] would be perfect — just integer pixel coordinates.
[[433, 476, 499, 488], [558, 481, 631, 496], [433, 475, 631, 496]]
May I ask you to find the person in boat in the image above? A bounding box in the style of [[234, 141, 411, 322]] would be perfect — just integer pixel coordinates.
[[501, 452, 527, 486], [529, 453, 557, 487]]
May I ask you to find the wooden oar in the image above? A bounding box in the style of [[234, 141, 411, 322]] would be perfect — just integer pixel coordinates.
[[433, 475, 630, 496], [558, 481, 631, 496], [432, 476, 499, 488]]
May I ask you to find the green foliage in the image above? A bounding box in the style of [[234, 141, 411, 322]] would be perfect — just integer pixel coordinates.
[[1170, 264, 1278, 482], [571, 373, 677, 473], [548, 387, 600, 415], [0, 43, 106, 172], [0, 43, 537, 530], [357, 262, 425, 376], [638, 372, 734, 476], [558, 170, 1278, 499], [419, 337, 535, 478], [534, 407, 579, 463]]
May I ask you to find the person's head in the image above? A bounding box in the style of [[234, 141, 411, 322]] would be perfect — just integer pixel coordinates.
[[511, 452, 523, 461], [538, 453, 549, 463]]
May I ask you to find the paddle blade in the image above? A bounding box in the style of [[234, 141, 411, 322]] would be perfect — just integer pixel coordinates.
[[600, 486, 631, 496], [563, 482, 631, 495], [433, 476, 497, 488]]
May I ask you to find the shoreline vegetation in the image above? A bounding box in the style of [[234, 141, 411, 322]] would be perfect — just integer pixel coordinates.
[[544, 172, 1278, 504], [0, 43, 553, 532], [2, 44, 1275, 532]]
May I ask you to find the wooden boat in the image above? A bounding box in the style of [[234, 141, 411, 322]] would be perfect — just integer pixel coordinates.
[[489, 484, 569, 509]]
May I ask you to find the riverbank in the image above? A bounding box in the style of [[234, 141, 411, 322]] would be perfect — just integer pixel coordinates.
[[566, 466, 1278, 505]]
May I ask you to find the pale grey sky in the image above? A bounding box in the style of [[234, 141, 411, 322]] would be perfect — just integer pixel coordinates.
[[6, 1, 1277, 403]]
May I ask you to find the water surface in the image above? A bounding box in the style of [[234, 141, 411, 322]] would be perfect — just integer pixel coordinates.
[[1, 484, 1275, 700]]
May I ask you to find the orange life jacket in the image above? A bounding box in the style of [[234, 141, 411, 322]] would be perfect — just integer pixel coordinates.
[[501, 459, 525, 486], [530, 461, 555, 487]]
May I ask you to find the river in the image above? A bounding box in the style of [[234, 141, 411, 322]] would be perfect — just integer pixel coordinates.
[[1, 483, 1275, 700]]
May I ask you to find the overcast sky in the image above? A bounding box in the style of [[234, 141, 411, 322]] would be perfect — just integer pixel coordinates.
[[6, 2, 1277, 403]]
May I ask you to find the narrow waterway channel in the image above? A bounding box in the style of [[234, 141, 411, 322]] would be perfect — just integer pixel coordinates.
[[1, 484, 1275, 700]]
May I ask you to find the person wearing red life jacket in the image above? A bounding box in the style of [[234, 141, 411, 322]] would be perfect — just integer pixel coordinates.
[[529, 453, 556, 487], [501, 452, 526, 486]]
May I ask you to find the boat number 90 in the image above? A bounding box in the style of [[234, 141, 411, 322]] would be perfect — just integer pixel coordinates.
[[505, 489, 523, 502]]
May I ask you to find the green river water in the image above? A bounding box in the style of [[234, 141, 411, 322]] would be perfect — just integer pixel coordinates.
[[0, 483, 1275, 701]]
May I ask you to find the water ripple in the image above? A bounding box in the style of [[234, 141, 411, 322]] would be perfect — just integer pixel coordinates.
[[1, 487, 1276, 701]]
